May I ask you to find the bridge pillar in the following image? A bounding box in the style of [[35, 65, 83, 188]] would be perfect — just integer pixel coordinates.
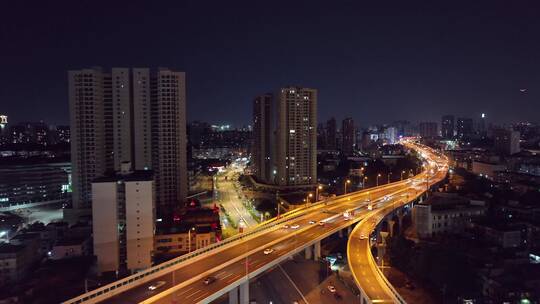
[[338, 229, 344, 238], [347, 225, 352, 236], [305, 245, 313, 260], [398, 213, 404, 232], [229, 287, 238, 304], [313, 241, 321, 261], [239, 281, 249, 304], [388, 220, 396, 237]]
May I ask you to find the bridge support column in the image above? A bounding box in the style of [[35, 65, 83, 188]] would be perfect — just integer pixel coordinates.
[[347, 225, 352, 236], [338, 229, 344, 238], [229, 287, 238, 304], [388, 220, 396, 237], [313, 241, 321, 261], [239, 281, 249, 304], [305, 245, 313, 260], [398, 213, 404, 232]]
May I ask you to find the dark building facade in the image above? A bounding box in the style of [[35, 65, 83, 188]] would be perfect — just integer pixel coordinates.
[[341, 118, 355, 155], [441, 115, 454, 139]]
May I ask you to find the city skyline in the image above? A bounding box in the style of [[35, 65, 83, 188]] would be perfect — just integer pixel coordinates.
[[2, 1, 540, 126]]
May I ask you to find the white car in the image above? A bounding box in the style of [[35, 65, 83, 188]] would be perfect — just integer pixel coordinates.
[[327, 285, 336, 293], [308, 220, 316, 224], [283, 224, 290, 229], [148, 281, 166, 291], [291, 224, 300, 229], [263, 248, 274, 255], [318, 221, 325, 226]]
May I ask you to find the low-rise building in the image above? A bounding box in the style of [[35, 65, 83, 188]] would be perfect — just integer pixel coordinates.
[[0, 242, 40, 286], [472, 221, 529, 248], [154, 224, 217, 258], [413, 193, 487, 238], [50, 237, 91, 260], [472, 160, 506, 180]]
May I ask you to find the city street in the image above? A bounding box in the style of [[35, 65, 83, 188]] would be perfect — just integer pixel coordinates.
[[215, 160, 259, 234]]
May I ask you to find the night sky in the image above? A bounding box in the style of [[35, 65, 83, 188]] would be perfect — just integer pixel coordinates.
[[1, 1, 539, 127]]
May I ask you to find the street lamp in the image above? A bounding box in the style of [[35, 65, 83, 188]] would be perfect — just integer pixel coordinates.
[[387, 172, 391, 184], [315, 185, 323, 201], [277, 200, 284, 218], [401, 170, 406, 181], [344, 179, 351, 194], [376, 174, 382, 187], [307, 193, 313, 207], [363, 176, 368, 188], [188, 227, 195, 253]]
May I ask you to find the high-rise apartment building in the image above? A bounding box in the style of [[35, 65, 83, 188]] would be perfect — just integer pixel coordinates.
[[68, 67, 187, 216], [493, 128, 520, 155], [275, 87, 317, 186], [251, 87, 317, 188], [385, 127, 398, 144], [456, 118, 474, 138], [92, 164, 154, 274], [252, 94, 273, 183], [326, 117, 337, 150], [419, 122, 438, 138], [341, 118, 355, 155], [441, 115, 454, 139]]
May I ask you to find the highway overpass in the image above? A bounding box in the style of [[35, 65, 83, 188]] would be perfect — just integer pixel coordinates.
[[65, 141, 448, 304]]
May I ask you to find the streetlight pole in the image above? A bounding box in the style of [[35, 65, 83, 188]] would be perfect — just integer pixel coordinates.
[[387, 172, 391, 184], [376, 174, 381, 187], [401, 170, 406, 181], [188, 227, 195, 253], [315, 185, 323, 201], [344, 179, 351, 194], [363, 176, 368, 188]]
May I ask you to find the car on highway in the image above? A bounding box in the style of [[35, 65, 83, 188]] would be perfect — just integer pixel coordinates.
[[290, 224, 300, 229], [283, 224, 290, 229], [318, 221, 325, 226], [203, 276, 216, 285], [263, 248, 274, 255], [360, 234, 367, 240], [327, 285, 336, 293], [308, 220, 316, 224], [148, 281, 166, 291]]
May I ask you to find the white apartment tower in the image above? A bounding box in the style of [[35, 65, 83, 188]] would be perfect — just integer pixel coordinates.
[[68, 67, 187, 217], [92, 164, 155, 274], [275, 87, 317, 186]]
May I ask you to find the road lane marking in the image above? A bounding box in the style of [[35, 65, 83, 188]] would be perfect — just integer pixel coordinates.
[[175, 286, 194, 296], [192, 291, 210, 303], [278, 264, 309, 304], [221, 272, 234, 280], [184, 289, 203, 299]]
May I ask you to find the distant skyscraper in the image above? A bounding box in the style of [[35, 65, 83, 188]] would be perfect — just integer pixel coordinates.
[[252, 94, 273, 183], [341, 118, 355, 155], [441, 115, 454, 139], [419, 122, 438, 138], [68, 67, 187, 217], [275, 87, 317, 186], [385, 127, 398, 144], [493, 128, 520, 155], [456, 118, 474, 138], [326, 117, 337, 150], [316, 123, 326, 150], [0, 115, 7, 145]]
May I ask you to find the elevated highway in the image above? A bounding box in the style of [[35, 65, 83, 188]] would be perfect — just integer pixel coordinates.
[[65, 141, 448, 304], [348, 142, 449, 303]]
